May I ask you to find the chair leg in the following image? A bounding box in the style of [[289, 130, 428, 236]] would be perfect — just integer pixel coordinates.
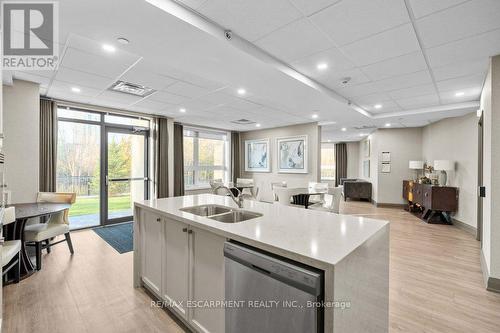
[[65, 233, 74, 254], [45, 239, 51, 253], [14, 252, 20, 283], [35, 242, 42, 271]]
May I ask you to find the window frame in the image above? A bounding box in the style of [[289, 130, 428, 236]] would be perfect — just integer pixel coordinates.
[[320, 142, 336, 182], [183, 127, 230, 190]]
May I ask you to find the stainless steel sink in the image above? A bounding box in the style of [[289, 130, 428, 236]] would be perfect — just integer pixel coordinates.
[[180, 204, 232, 217], [209, 210, 262, 223]]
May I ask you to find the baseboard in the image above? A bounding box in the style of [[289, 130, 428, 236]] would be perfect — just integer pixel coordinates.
[[451, 218, 476, 236], [375, 202, 406, 209], [480, 249, 500, 293]]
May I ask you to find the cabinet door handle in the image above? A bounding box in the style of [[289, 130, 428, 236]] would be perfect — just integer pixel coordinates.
[[156, 217, 161, 222], [187, 230, 193, 234], [182, 227, 188, 232]]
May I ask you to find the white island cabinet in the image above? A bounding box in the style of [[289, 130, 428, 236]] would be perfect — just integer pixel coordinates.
[[134, 194, 390, 333]]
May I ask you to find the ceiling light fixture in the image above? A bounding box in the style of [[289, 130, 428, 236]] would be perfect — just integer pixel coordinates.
[[316, 62, 328, 71], [237, 88, 246, 95], [385, 123, 391, 127], [359, 133, 366, 137], [455, 91, 465, 97], [255, 123, 261, 128], [374, 104, 382, 109], [179, 108, 186, 113], [117, 37, 129, 45], [312, 114, 319, 119], [341, 127, 347, 132], [327, 139, 332, 142], [102, 44, 116, 53], [71, 87, 81, 93]]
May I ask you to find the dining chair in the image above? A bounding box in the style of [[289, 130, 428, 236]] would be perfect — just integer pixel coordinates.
[[2, 208, 21, 284], [275, 188, 306, 207], [309, 187, 343, 214], [236, 178, 254, 197], [24, 192, 76, 271], [271, 181, 287, 201], [308, 182, 329, 204], [209, 179, 225, 195]]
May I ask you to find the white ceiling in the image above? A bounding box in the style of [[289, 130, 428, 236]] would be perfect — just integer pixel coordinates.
[[8, 0, 499, 140]]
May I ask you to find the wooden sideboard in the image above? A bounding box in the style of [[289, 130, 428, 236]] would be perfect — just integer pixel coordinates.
[[402, 180, 459, 224]]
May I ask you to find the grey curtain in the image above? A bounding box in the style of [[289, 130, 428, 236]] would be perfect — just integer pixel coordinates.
[[155, 118, 169, 198], [231, 132, 240, 183], [39, 99, 58, 192], [335, 143, 347, 187], [173, 123, 185, 196]]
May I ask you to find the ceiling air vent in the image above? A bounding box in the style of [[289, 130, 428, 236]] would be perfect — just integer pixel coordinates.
[[108, 80, 156, 97], [231, 119, 256, 125]]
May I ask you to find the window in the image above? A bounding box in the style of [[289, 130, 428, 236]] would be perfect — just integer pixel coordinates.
[[321, 143, 335, 181], [183, 128, 229, 189]]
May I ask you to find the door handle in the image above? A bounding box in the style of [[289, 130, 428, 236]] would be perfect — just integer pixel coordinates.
[[479, 186, 486, 198], [187, 230, 193, 234], [105, 175, 109, 186], [182, 227, 188, 232]]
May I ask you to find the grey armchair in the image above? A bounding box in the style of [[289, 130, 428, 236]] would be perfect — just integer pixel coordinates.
[[341, 179, 372, 201]]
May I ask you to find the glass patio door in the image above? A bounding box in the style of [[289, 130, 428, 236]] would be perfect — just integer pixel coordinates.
[[104, 127, 148, 225]]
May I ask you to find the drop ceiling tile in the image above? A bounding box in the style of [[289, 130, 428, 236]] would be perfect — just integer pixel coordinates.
[[13, 72, 52, 86], [373, 70, 433, 93], [440, 87, 482, 104], [164, 81, 210, 98], [341, 24, 420, 66], [226, 98, 262, 111], [255, 19, 333, 63], [291, 47, 355, 78], [197, 0, 302, 42], [61, 47, 139, 79], [198, 91, 235, 105], [15, 69, 56, 78], [340, 81, 381, 98], [360, 51, 427, 81], [416, 0, 500, 48], [96, 90, 145, 105], [149, 91, 188, 105], [395, 94, 440, 110], [133, 98, 174, 111], [436, 73, 486, 93], [288, 0, 342, 16], [310, 0, 409, 46], [359, 100, 401, 113], [426, 28, 500, 68], [388, 83, 437, 99], [54, 67, 113, 90], [432, 58, 490, 81], [409, 0, 469, 19], [48, 80, 101, 98], [351, 93, 392, 106], [119, 62, 177, 91]]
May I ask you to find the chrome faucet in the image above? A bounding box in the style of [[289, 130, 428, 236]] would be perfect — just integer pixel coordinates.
[[212, 185, 243, 208]]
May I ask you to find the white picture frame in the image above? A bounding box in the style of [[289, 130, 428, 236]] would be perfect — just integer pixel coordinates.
[[381, 152, 391, 162], [277, 135, 308, 174], [244, 138, 270, 172], [381, 162, 391, 173]]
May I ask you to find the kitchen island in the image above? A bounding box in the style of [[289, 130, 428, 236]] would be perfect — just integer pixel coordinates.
[[134, 194, 389, 333]]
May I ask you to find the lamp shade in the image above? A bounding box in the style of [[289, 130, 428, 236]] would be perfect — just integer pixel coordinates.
[[434, 160, 454, 171], [409, 160, 424, 169]]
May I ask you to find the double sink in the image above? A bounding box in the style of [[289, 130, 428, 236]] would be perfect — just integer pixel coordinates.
[[179, 204, 262, 223]]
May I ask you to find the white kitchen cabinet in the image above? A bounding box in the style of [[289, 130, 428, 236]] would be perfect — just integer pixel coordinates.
[[189, 226, 226, 333], [141, 210, 163, 296], [163, 218, 190, 320]]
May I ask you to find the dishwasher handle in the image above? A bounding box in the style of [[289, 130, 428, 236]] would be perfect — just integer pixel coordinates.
[[224, 241, 323, 296]]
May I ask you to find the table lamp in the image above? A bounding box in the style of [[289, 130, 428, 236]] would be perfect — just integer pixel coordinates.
[[433, 160, 454, 186], [409, 160, 424, 181]]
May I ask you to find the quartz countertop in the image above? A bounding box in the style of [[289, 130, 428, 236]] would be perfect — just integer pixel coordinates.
[[135, 194, 389, 267]]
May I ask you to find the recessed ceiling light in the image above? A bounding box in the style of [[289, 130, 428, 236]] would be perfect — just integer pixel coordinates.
[[385, 123, 391, 127], [316, 62, 328, 71], [341, 127, 347, 132], [374, 104, 382, 109], [359, 133, 366, 137], [71, 87, 81, 93], [237, 88, 246, 95], [327, 139, 332, 142], [179, 108, 186, 113], [102, 44, 116, 53], [255, 123, 261, 128], [117, 37, 129, 45], [455, 91, 465, 97], [312, 114, 319, 119]]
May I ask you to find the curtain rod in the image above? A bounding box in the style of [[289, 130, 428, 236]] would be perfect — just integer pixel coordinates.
[[41, 96, 171, 120]]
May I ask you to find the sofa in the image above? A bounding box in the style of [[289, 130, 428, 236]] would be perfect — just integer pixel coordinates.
[[339, 178, 372, 201]]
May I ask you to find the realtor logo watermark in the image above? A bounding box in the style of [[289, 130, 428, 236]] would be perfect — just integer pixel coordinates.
[[1, 1, 59, 70]]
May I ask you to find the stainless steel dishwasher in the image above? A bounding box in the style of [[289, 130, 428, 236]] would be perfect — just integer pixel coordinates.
[[224, 241, 324, 333]]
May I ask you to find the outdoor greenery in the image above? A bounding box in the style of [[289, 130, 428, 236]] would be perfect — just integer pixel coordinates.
[[69, 195, 131, 217]]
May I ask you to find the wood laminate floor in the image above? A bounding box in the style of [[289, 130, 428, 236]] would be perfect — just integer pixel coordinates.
[[3, 201, 500, 332]]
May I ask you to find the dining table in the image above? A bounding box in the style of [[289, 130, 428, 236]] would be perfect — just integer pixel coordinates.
[[3, 202, 70, 280], [292, 187, 329, 209]]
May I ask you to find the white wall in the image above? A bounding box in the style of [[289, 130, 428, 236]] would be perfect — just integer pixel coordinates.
[[240, 123, 320, 195], [346, 142, 359, 179], [422, 113, 478, 227], [3, 80, 40, 203]]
